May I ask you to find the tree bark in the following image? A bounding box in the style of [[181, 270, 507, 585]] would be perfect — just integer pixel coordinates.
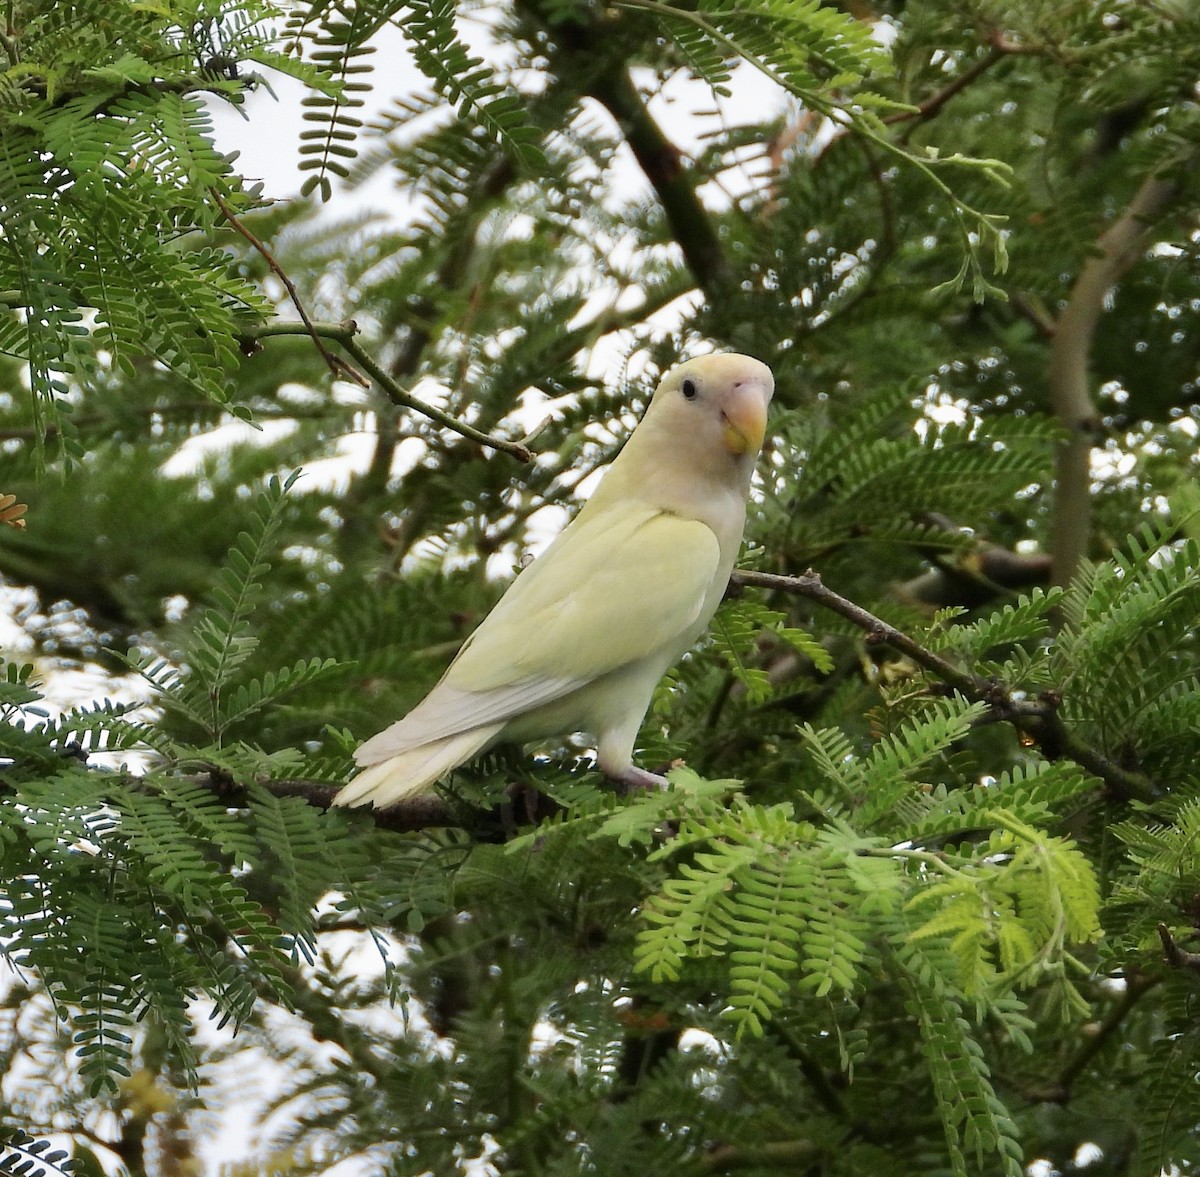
[[1048, 169, 1181, 587]]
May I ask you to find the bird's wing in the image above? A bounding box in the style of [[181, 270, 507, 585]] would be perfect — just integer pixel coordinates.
[[459, 503, 722, 684], [354, 506, 721, 764]]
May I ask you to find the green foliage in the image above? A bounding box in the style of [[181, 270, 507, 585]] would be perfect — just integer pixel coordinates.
[[288, 0, 543, 204], [0, 474, 369, 1096], [2, 0, 1200, 1173], [646, 0, 890, 97], [0, 0, 324, 444], [399, 0, 544, 167], [1054, 532, 1200, 776], [613, 702, 1102, 1037], [288, 0, 380, 201], [0, 1131, 76, 1177], [901, 962, 1025, 1177], [127, 470, 342, 748], [710, 596, 833, 705]]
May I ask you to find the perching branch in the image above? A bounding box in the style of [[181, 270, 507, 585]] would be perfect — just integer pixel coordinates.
[[208, 773, 571, 837], [235, 563, 1159, 830], [236, 565, 1160, 827], [731, 567, 1156, 802], [206, 773, 460, 833], [1047, 167, 1184, 587]]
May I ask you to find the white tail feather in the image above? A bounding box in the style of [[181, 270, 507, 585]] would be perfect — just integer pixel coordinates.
[[333, 724, 502, 809]]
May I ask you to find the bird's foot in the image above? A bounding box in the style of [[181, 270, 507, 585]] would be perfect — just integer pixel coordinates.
[[609, 764, 670, 796]]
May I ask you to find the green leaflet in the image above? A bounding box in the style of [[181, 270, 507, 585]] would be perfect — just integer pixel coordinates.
[[0, 1, 289, 446]]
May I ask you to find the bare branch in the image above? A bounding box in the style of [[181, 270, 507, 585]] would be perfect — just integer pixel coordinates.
[[340, 335, 533, 462]]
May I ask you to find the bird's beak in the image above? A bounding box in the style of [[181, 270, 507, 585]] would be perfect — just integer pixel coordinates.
[[721, 382, 769, 456]]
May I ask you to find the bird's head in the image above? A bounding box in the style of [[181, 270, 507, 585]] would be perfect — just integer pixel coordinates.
[[587, 352, 775, 533], [649, 353, 775, 464]]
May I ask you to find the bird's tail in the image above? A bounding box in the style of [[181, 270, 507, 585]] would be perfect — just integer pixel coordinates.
[[332, 724, 502, 810]]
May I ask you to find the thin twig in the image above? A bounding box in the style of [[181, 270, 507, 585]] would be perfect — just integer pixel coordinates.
[[239, 319, 534, 462], [883, 48, 1004, 130], [703, 1140, 819, 1171], [734, 569, 985, 695], [340, 336, 533, 462], [613, 0, 1009, 301], [1010, 291, 1057, 340], [731, 567, 1156, 802], [1157, 924, 1200, 976], [985, 29, 1048, 56], [1051, 971, 1160, 1100], [209, 187, 369, 388]]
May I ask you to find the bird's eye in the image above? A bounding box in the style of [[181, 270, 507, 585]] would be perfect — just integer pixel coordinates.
[[681, 378, 698, 400]]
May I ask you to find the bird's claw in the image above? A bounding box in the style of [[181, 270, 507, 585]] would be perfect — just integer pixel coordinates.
[[610, 765, 670, 796]]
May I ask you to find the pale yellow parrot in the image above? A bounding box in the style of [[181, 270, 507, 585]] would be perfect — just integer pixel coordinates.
[[334, 352, 775, 809]]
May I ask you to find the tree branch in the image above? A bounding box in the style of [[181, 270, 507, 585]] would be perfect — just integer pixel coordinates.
[[240, 319, 533, 462], [234, 563, 1157, 830], [1048, 167, 1184, 587], [210, 187, 369, 389], [1157, 923, 1200, 976], [229, 775, 460, 833], [702, 1140, 819, 1171], [0, 27, 19, 65], [581, 61, 729, 296], [239, 563, 1158, 827], [731, 567, 1156, 802], [889, 514, 1054, 609], [207, 773, 569, 837], [1010, 290, 1058, 340], [1048, 970, 1160, 1101], [883, 48, 1005, 131], [340, 334, 532, 462]]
